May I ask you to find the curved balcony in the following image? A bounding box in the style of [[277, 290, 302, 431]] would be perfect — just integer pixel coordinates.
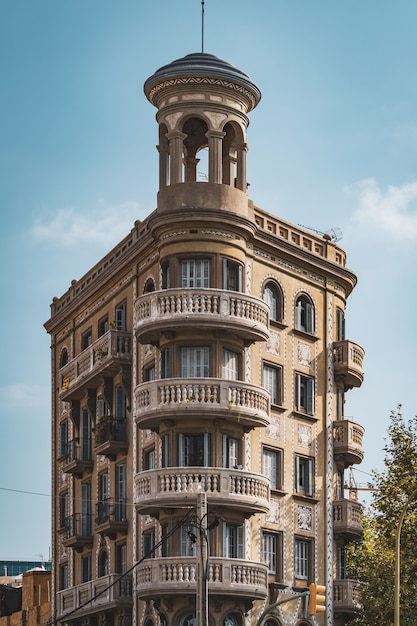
[[135, 378, 270, 431], [136, 557, 268, 603], [333, 418, 364, 466], [333, 579, 364, 616], [57, 574, 132, 620], [333, 340, 365, 390], [333, 499, 363, 541], [134, 289, 269, 346], [59, 330, 131, 401], [134, 467, 270, 516]]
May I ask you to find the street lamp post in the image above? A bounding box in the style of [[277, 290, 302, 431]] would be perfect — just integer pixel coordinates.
[[394, 486, 417, 626]]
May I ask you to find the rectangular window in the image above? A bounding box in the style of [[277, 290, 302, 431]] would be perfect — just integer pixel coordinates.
[[115, 301, 127, 331], [115, 387, 127, 418], [162, 434, 169, 468], [295, 374, 314, 415], [178, 433, 210, 466], [223, 259, 242, 291], [81, 482, 92, 535], [81, 410, 92, 461], [223, 349, 239, 380], [295, 456, 314, 497], [116, 543, 127, 574], [181, 347, 210, 377], [223, 523, 244, 559], [59, 421, 69, 457], [81, 555, 91, 583], [142, 531, 155, 559], [262, 532, 279, 575], [116, 463, 127, 521], [144, 365, 155, 382], [98, 316, 109, 337], [161, 349, 170, 379], [59, 493, 68, 530], [337, 545, 346, 579], [144, 448, 156, 470], [60, 564, 68, 590], [81, 329, 92, 351], [222, 435, 239, 468], [263, 448, 282, 490], [263, 364, 282, 406], [336, 308, 345, 341], [295, 539, 309, 580], [97, 396, 109, 418], [180, 525, 197, 556], [181, 259, 210, 288]]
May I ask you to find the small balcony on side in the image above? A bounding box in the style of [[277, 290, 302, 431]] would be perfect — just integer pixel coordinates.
[[95, 497, 129, 537], [62, 513, 93, 551], [333, 340, 365, 390], [94, 417, 128, 458], [135, 378, 270, 432], [333, 579, 364, 617], [59, 330, 132, 401], [333, 499, 364, 541], [134, 467, 270, 517], [61, 439, 93, 476], [134, 289, 270, 346], [56, 574, 133, 621], [136, 557, 268, 603], [333, 418, 365, 467]]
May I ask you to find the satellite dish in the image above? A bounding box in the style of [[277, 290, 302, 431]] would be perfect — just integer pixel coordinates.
[[298, 224, 343, 243]]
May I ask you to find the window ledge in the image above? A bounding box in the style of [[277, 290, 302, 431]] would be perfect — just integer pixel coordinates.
[[292, 410, 318, 422], [292, 329, 319, 342], [293, 494, 319, 505]]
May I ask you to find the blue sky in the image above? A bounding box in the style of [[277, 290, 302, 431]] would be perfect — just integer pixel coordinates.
[[1, 0, 417, 561]]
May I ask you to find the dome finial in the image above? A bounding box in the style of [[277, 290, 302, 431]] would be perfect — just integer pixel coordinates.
[[201, 1, 205, 53]]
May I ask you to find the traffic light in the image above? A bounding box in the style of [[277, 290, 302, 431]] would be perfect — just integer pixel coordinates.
[[308, 583, 326, 614]]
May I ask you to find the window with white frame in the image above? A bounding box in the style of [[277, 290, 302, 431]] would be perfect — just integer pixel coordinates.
[[180, 525, 197, 556], [223, 259, 242, 291], [295, 373, 314, 415], [264, 282, 283, 322], [222, 435, 239, 468], [263, 448, 282, 490], [295, 456, 314, 497], [263, 364, 282, 406], [181, 259, 210, 288], [178, 433, 210, 467], [223, 523, 244, 559], [295, 295, 314, 333], [115, 301, 127, 331], [295, 538, 310, 580], [262, 531, 279, 575], [223, 349, 239, 380], [181, 347, 210, 377]]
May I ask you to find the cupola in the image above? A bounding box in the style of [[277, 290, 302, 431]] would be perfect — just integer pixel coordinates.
[[144, 52, 261, 216]]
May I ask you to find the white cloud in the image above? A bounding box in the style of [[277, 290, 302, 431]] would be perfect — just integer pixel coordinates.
[[349, 178, 417, 240], [0, 383, 49, 412], [30, 201, 143, 247]]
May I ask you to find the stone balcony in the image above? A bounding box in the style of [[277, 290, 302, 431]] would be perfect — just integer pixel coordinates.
[[333, 418, 365, 467], [57, 574, 133, 620], [59, 330, 131, 401], [333, 340, 365, 390], [333, 499, 363, 541], [134, 466, 270, 517], [61, 439, 93, 476], [333, 579, 363, 617], [134, 377, 270, 431], [134, 288, 269, 346], [136, 557, 268, 603]]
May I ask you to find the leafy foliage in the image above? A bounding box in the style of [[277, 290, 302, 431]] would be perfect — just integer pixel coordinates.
[[346, 407, 417, 626]]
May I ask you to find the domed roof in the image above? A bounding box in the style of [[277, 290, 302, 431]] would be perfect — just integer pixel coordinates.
[[144, 52, 261, 110]]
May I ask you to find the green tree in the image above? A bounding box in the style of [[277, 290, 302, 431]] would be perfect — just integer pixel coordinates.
[[346, 407, 417, 626]]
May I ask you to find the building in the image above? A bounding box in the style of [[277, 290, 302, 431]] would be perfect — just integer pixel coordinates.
[[0, 569, 51, 626], [45, 51, 365, 626]]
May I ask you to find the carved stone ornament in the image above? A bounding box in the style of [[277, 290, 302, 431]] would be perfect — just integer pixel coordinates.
[[297, 505, 312, 531], [298, 341, 312, 367]]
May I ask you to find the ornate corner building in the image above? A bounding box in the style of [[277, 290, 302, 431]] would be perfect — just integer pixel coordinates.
[[45, 52, 365, 626]]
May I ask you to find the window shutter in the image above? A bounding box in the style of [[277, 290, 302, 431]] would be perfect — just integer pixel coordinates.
[[305, 301, 312, 332], [306, 378, 314, 415], [306, 459, 313, 497]]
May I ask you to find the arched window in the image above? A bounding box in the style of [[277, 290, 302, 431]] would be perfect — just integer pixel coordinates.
[[224, 616, 239, 626], [144, 278, 155, 293], [295, 295, 314, 333], [264, 282, 283, 322], [180, 614, 196, 626], [98, 550, 109, 577]]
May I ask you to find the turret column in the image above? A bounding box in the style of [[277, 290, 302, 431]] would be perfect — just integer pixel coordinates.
[[167, 131, 187, 185], [236, 143, 248, 191], [206, 130, 225, 184]]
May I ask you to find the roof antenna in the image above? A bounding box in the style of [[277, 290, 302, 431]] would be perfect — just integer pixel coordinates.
[[201, 0, 205, 53]]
